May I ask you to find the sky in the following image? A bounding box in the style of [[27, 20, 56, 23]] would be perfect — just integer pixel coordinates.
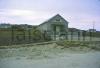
[[0, 0, 100, 30]]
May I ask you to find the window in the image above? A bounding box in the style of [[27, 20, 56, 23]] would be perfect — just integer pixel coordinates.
[[56, 19, 60, 21]]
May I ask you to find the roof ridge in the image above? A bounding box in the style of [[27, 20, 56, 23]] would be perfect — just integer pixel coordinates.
[[39, 14, 69, 26]]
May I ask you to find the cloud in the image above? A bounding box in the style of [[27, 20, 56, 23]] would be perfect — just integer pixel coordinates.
[[0, 9, 34, 16], [0, 9, 56, 25], [0, 16, 15, 23], [0, 8, 100, 30]]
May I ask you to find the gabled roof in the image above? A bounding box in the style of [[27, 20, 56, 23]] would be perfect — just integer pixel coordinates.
[[39, 14, 69, 26]]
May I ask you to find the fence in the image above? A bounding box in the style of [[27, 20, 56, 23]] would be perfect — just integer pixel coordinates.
[[0, 29, 100, 45], [0, 29, 44, 45], [67, 31, 100, 41]]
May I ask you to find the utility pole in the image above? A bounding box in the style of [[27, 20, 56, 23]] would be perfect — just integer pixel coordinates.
[[90, 21, 95, 41], [93, 21, 95, 32], [93, 21, 95, 41]]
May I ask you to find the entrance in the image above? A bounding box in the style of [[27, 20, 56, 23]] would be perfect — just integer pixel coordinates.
[[52, 24, 65, 40]]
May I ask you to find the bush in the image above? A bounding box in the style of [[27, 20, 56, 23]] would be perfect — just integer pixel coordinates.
[[56, 40, 89, 48]]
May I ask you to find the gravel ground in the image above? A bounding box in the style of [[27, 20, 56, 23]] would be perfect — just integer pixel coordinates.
[[0, 43, 100, 68]]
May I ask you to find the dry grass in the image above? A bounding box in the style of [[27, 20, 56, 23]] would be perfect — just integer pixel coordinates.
[[0, 41, 99, 59]]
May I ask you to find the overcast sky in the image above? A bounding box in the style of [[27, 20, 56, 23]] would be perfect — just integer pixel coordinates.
[[0, 0, 100, 30]]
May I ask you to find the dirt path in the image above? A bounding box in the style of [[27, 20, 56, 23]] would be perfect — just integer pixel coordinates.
[[0, 51, 100, 68]]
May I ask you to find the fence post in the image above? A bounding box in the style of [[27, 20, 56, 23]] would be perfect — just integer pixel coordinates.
[[90, 31, 92, 41], [82, 30, 86, 41], [71, 31, 73, 41], [23, 30, 25, 40], [78, 31, 80, 41], [11, 26, 14, 42], [54, 31, 56, 40], [28, 29, 31, 42], [43, 31, 46, 40], [66, 32, 68, 40]]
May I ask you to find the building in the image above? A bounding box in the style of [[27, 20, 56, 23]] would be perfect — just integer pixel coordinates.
[[68, 28, 80, 32], [88, 29, 96, 32], [38, 14, 69, 40], [0, 23, 11, 28]]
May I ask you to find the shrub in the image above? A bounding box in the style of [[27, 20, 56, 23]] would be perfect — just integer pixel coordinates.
[[56, 40, 89, 48]]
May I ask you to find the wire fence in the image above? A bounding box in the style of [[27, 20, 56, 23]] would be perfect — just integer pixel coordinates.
[[0, 29, 100, 45]]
